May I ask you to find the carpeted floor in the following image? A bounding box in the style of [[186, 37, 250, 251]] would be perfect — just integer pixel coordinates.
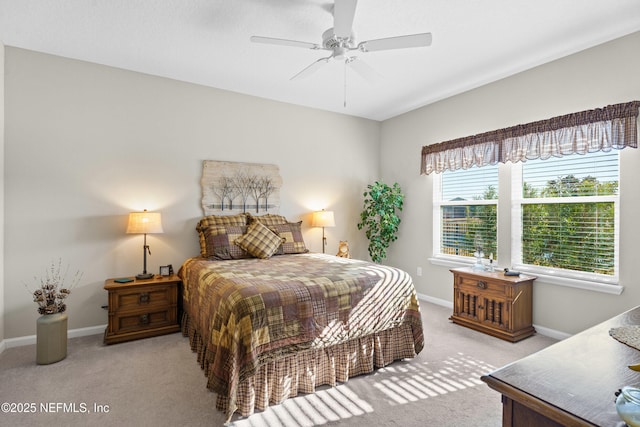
[[0, 302, 557, 427]]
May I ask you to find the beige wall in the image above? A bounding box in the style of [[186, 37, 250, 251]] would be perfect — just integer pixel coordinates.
[[4, 32, 640, 341], [3, 47, 380, 339], [0, 41, 5, 344], [380, 31, 640, 335]]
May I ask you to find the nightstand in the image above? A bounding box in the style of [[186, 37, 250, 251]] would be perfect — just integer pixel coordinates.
[[103, 274, 181, 345], [450, 267, 536, 342]]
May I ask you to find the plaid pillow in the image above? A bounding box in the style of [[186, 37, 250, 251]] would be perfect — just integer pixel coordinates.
[[196, 213, 248, 257], [269, 221, 309, 255], [235, 220, 284, 259], [203, 225, 249, 260], [248, 213, 289, 226]]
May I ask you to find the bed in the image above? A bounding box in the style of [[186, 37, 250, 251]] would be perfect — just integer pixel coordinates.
[[179, 213, 424, 421]]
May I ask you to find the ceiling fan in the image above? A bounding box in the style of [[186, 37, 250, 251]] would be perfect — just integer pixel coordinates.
[[250, 0, 432, 87]]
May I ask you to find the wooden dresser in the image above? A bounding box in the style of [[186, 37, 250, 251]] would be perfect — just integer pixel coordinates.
[[482, 306, 640, 426], [450, 267, 536, 342], [103, 274, 181, 344]]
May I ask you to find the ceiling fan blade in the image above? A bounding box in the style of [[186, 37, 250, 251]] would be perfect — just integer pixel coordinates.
[[359, 32, 432, 52], [348, 57, 382, 83], [290, 57, 331, 80], [333, 0, 358, 39], [250, 36, 320, 50]]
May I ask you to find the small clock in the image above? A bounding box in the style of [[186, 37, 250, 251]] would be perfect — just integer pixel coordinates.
[[159, 265, 170, 276]]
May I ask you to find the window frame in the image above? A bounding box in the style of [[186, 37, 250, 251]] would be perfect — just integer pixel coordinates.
[[432, 169, 499, 265], [510, 160, 620, 286], [430, 154, 623, 295]]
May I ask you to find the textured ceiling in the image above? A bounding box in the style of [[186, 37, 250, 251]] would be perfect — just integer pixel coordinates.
[[1, 0, 639, 121]]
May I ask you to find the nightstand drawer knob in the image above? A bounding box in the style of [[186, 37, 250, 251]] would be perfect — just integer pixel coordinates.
[[139, 292, 150, 304], [477, 281, 487, 289], [139, 314, 149, 325]]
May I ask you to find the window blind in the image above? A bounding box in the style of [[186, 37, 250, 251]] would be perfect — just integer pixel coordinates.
[[438, 165, 498, 260], [518, 151, 618, 276]]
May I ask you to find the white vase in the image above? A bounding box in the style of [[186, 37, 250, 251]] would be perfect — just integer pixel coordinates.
[[36, 312, 68, 365]]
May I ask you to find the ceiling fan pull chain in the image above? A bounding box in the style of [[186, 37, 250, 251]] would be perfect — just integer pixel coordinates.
[[344, 59, 347, 108]]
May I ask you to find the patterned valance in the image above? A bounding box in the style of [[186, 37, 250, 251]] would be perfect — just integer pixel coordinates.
[[421, 101, 640, 175]]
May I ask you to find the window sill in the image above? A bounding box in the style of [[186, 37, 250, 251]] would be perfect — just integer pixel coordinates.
[[428, 256, 624, 295]]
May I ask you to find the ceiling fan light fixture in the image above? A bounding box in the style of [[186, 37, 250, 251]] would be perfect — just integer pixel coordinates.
[[334, 45, 349, 60]]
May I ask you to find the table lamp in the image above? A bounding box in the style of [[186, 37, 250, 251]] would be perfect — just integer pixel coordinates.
[[126, 209, 163, 279], [311, 209, 335, 253]]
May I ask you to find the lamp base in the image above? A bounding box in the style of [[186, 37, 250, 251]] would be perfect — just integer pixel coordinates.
[[135, 273, 154, 280]]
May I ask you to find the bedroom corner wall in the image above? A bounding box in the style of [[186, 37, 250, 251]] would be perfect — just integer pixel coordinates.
[[0, 41, 5, 345], [3, 47, 380, 339], [380, 31, 640, 335]]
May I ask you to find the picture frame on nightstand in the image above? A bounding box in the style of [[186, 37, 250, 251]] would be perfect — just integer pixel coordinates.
[[159, 265, 170, 276]]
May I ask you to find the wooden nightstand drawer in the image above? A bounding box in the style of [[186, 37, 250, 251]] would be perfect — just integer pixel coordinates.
[[111, 284, 174, 312], [457, 275, 506, 296], [104, 275, 182, 345], [112, 307, 176, 333]]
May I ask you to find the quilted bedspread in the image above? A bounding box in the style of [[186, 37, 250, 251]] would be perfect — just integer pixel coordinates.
[[180, 253, 424, 397]]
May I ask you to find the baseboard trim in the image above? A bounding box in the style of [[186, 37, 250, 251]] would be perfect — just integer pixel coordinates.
[[0, 296, 571, 353], [0, 324, 106, 352], [417, 292, 453, 309], [416, 293, 570, 340], [532, 324, 571, 341]]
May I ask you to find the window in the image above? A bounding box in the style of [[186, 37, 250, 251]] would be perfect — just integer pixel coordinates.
[[423, 101, 638, 292], [512, 151, 619, 281], [434, 165, 498, 262], [433, 150, 620, 286]]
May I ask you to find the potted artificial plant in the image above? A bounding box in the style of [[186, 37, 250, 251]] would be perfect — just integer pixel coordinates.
[[357, 181, 404, 263]]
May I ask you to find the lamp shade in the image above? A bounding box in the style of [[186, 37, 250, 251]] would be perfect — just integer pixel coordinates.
[[311, 210, 335, 228], [126, 210, 163, 234]]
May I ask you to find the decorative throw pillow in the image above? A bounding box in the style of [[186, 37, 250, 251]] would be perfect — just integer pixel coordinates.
[[196, 213, 248, 257], [235, 220, 284, 259], [202, 225, 249, 260], [248, 213, 289, 226], [269, 221, 309, 255]]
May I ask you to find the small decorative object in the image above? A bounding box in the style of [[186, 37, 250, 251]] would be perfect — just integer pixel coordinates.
[[311, 209, 335, 253], [487, 253, 495, 272], [336, 241, 350, 258], [357, 181, 404, 263], [472, 236, 485, 271], [25, 259, 82, 365], [159, 265, 170, 276], [126, 209, 164, 280], [616, 386, 640, 426]]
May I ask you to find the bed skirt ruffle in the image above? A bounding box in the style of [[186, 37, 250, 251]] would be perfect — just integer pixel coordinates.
[[181, 311, 418, 421]]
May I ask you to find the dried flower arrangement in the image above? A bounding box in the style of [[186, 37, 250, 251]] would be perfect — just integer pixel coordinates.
[[25, 259, 83, 315]]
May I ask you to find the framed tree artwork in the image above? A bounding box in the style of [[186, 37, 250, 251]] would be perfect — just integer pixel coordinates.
[[201, 160, 282, 215]]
